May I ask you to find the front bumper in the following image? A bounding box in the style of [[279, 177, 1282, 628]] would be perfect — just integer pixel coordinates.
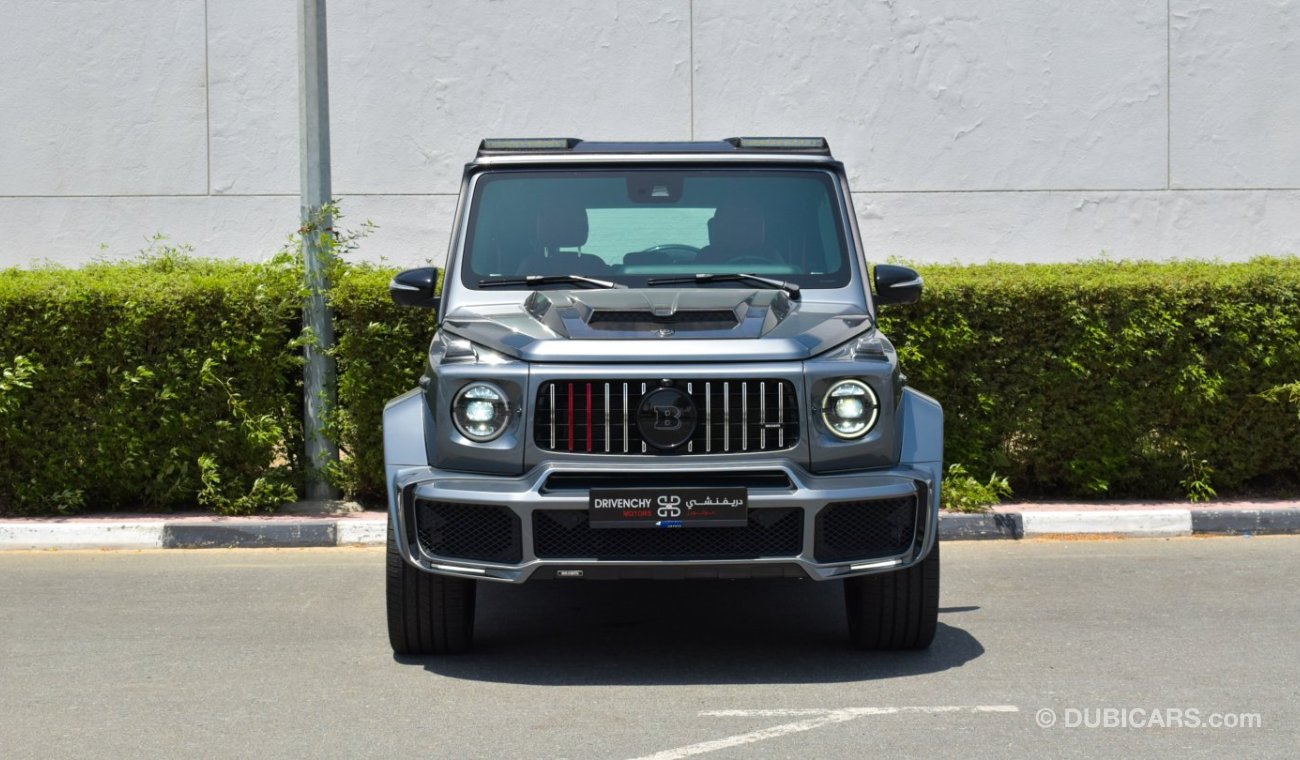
[[388, 459, 938, 583]]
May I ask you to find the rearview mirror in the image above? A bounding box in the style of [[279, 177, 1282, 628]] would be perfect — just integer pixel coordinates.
[[389, 267, 441, 309], [873, 264, 923, 306]]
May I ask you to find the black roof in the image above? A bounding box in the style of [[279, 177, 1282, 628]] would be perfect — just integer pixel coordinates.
[[573, 140, 743, 154], [476, 137, 831, 157]]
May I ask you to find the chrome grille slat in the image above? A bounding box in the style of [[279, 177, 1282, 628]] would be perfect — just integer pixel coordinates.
[[686, 382, 693, 453], [536, 378, 797, 456], [778, 389, 785, 447], [741, 381, 748, 452], [705, 381, 712, 453], [723, 381, 730, 452]]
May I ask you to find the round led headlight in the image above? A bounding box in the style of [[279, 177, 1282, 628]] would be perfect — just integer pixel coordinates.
[[451, 382, 510, 442], [821, 379, 879, 439]]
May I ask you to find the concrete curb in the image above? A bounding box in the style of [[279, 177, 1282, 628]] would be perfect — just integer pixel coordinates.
[[163, 522, 338, 549], [938, 512, 1024, 540], [1019, 509, 1193, 537], [2, 508, 1299, 550], [0, 521, 166, 550], [1190, 509, 1300, 536]]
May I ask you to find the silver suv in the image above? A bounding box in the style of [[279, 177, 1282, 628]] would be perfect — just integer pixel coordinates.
[[383, 137, 942, 654]]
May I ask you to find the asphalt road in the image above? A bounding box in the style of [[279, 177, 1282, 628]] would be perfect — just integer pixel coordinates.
[[1, 537, 1297, 759]]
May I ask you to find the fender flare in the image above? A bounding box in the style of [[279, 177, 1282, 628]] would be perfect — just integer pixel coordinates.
[[899, 387, 944, 516], [384, 388, 431, 469]]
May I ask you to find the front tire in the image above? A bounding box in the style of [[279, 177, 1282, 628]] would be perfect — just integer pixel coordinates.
[[844, 540, 940, 650], [387, 521, 477, 655]]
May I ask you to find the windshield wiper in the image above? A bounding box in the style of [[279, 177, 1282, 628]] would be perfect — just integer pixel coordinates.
[[646, 273, 801, 300], [477, 274, 626, 290]]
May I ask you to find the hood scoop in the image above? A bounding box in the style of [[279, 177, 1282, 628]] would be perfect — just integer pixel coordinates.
[[524, 289, 792, 339], [586, 308, 739, 331]]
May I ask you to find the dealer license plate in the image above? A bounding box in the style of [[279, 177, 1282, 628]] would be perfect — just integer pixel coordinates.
[[589, 487, 748, 528]]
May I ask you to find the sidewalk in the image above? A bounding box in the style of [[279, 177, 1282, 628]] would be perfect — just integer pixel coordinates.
[[941, 499, 1300, 540], [2, 500, 1298, 550]]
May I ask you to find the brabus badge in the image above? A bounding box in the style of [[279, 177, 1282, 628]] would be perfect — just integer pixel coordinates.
[[656, 327, 674, 337]]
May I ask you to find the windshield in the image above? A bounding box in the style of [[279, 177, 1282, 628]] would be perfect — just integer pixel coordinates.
[[460, 169, 852, 290]]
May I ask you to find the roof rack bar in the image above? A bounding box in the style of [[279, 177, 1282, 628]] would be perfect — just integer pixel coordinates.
[[723, 136, 830, 154], [478, 137, 583, 154]]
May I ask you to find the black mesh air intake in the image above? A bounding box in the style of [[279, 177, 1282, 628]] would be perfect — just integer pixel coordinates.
[[414, 500, 522, 564], [813, 495, 918, 562]]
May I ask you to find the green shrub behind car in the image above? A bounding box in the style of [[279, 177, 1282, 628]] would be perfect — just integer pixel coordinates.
[[881, 258, 1300, 501], [1, 254, 1296, 515], [0, 250, 302, 515]]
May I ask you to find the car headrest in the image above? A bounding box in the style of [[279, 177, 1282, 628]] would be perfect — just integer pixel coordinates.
[[536, 203, 589, 249], [708, 205, 765, 250]]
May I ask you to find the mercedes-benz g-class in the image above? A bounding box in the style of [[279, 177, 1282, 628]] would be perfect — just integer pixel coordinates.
[[383, 137, 942, 654]]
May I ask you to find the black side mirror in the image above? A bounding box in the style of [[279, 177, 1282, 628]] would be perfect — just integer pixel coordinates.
[[389, 267, 442, 309], [873, 264, 923, 306]]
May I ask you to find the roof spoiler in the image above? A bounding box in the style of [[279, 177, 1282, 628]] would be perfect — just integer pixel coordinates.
[[476, 136, 831, 156]]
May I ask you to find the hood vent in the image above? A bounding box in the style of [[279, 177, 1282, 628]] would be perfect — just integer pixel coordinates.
[[587, 309, 739, 332], [505, 288, 824, 343]]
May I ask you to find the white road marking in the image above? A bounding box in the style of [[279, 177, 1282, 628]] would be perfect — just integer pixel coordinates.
[[701, 705, 1019, 717], [626, 706, 1019, 760], [626, 711, 862, 760]]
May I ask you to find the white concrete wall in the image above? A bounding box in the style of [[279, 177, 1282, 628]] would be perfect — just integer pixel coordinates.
[[1, 0, 1297, 268]]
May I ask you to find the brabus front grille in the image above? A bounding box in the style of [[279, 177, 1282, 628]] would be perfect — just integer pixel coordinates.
[[535, 379, 799, 455]]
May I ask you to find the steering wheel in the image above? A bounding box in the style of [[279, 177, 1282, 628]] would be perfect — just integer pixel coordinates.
[[642, 244, 701, 256]]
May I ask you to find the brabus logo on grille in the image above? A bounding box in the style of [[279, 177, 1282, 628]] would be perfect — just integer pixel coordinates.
[[637, 387, 697, 449], [653, 405, 683, 430]]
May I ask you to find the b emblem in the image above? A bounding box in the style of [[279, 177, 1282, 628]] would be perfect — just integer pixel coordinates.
[[636, 387, 697, 449], [653, 405, 683, 430]]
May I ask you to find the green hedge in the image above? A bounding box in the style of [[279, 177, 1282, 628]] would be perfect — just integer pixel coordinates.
[[2, 255, 1298, 515], [329, 265, 438, 502], [0, 254, 302, 515], [880, 259, 1300, 500]]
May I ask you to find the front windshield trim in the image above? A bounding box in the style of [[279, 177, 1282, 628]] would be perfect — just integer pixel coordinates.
[[456, 166, 856, 293]]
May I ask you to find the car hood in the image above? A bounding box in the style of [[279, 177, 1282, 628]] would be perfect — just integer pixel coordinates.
[[438, 288, 873, 362]]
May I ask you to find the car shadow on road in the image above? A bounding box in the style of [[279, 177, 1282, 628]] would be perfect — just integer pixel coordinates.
[[398, 578, 983, 685]]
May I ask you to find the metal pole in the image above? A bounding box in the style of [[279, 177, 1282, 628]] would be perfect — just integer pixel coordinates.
[[298, 0, 339, 500]]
